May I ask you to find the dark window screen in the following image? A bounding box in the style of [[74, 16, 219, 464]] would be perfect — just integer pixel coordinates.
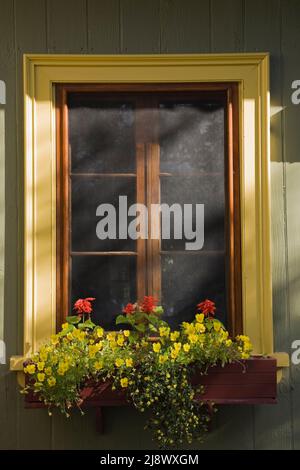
[[159, 101, 226, 327], [65, 91, 231, 330]]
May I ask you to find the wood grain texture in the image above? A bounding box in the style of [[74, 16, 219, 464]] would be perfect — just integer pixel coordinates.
[[14, 0, 52, 449], [244, 0, 292, 450], [211, 0, 244, 52], [87, 0, 120, 53], [0, 0, 299, 451], [160, 0, 210, 53], [47, 0, 88, 53], [282, 0, 300, 450], [0, 0, 18, 451], [120, 0, 160, 53]]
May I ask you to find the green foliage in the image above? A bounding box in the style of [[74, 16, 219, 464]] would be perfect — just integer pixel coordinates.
[[22, 299, 252, 449]]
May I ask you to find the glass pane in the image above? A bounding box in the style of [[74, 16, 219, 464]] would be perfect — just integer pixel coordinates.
[[161, 253, 226, 329], [68, 95, 135, 173], [160, 175, 225, 251], [71, 255, 136, 330], [159, 101, 224, 174], [71, 177, 136, 252]]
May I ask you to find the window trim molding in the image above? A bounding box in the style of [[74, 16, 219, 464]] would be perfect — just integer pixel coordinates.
[[11, 53, 276, 369]]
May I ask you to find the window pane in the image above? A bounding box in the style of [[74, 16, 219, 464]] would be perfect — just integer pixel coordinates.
[[161, 253, 226, 329], [159, 101, 224, 174], [159, 99, 227, 328], [71, 255, 136, 330], [71, 176, 136, 252], [68, 95, 135, 173], [160, 175, 225, 251]]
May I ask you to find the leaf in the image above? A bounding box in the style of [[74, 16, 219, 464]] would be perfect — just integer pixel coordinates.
[[59, 324, 74, 336], [81, 319, 96, 329], [153, 306, 164, 315], [148, 314, 159, 326], [66, 315, 81, 325], [134, 323, 146, 333], [115, 315, 131, 325], [149, 323, 158, 332], [128, 331, 139, 344]]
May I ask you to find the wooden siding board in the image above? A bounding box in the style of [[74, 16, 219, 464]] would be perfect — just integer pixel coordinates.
[[120, 0, 160, 53], [210, 0, 244, 52], [15, 0, 52, 449], [245, 0, 292, 450], [160, 0, 210, 53], [0, 0, 299, 451], [47, 0, 88, 53], [282, 0, 300, 450], [0, 0, 18, 451], [87, 0, 120, 53]]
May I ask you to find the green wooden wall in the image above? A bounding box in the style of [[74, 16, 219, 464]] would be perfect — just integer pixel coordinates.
[[0, 0, 299, 449]]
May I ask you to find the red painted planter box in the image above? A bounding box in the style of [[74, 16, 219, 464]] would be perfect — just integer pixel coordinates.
[[25, 357, 277, 408]]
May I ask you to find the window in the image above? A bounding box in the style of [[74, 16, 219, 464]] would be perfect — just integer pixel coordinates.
[[56, 83, 242, 334], [11, 53, 279, 371]]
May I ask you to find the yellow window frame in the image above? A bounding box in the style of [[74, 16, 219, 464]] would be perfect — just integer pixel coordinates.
[[10, 53, 288, 370]]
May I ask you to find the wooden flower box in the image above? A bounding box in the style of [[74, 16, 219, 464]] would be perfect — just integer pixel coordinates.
[[25, 356, 277, 408], [24, 356, 277, 432]]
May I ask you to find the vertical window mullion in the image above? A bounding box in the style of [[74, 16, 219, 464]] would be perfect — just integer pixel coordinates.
[[146, 97, 161, 300]]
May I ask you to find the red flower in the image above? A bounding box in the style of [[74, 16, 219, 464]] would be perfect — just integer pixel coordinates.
[[141, 296, 157, 314], [123, 303, 135, 315], [197, 299, 216, 317], [73, 297, 95, 315]]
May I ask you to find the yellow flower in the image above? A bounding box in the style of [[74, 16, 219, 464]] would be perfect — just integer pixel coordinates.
[[109, 340, 117, 350], [62, 323, 69, 330], [45, 367, 52, 376], [158, 354, 168, 364], [195, 323, 206, 333], [50, 335, 59, 346], [188, 334, 198, 344], [153, 342, 161, 353], [236, 334, 249, 342], [170, 331, 180, 341], [159, 327, 170, 338], [57, 362, 69, 375], [125, 358, 133, 368], [107, 332, 117, 342], [37, 361, 45, 371], [24, 364, 36, 375], [94, 360, 103, 371], [173, 342, 181, 351], [213, 321, 221, 332], [37, 373, 45, 382], [241, 352, 250, 359], [183, 343, 190, 352], [170, 349, 179, 360], [115, 358, 124, 368], [96, 327, 104, 338], [39, 348, 48, 362], [123, 330, 130, 337], [120, 377, 128, 388], [195, 313, 204, 323], [117, 335, 125, 346], [182, 322, 195, 335], [47, 377, 56, 387], [67, 332, 73, 341], [225, 339, 232, 347], [88, 345, 97, 358]]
